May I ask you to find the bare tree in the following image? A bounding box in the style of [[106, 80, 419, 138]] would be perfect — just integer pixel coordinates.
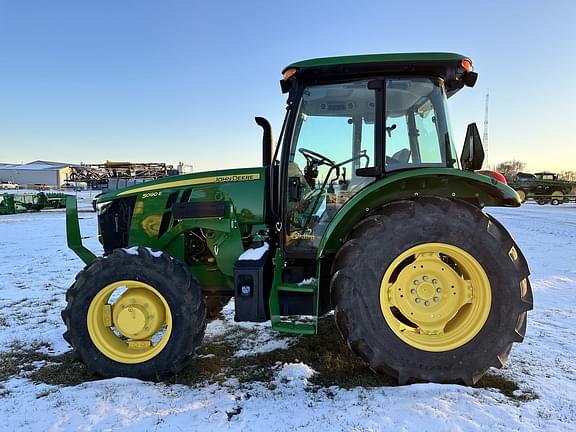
[[494, 160, 526, 181], [559, 171, 576, 182]]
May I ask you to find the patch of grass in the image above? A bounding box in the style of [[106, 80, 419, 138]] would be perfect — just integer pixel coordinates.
[[28, 352, 97, 387], [168, 317, 395, 389], [0, 340, 97, 387], [474, 373, 538, 402]]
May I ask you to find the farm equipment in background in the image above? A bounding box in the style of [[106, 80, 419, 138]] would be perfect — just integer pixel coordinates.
[[509, 172, 576, 205], [0, 192, 68, 215], [68, 161, 176, 192], [62, 53, 532, 386]]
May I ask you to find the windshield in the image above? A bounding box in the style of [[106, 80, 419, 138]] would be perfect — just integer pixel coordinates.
[[284, 77, 456, 254]]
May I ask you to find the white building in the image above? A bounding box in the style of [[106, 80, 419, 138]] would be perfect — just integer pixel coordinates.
[[0, 160, 74, 188]]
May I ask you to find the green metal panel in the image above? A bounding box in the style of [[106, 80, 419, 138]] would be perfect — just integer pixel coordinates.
[[283, 52, 467, 72], [317, 168, 520, 257], [97, 167, 267, 292], [98, 167, 266, 225]]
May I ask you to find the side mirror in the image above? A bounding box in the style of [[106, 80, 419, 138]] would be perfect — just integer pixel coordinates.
[[460, 123, 485, 171]]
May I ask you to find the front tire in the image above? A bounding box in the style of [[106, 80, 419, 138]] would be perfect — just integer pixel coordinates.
[[62, 247, 206, 380], [330, 198, 532, 385]]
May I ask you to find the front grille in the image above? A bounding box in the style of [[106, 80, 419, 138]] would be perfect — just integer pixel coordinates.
[[98, 196, 137, 253]]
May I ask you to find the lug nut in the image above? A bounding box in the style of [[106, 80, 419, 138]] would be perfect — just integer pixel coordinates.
[[414, 280, 420, 285], [415, 298, 421, 303], [422, 275, 429, 281], [432, 279, 438, 285], [410, 289, 417, 294], [436, 287, 442, 293], [433, 297, 439, 302], [424, 301, 430, 306]]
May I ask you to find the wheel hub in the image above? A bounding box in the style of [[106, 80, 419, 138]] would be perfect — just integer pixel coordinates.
[[380, 244, 491, 351], [416, 281, 435, 300], [115, 305, 147, 336], [112, 288, 166, 340]]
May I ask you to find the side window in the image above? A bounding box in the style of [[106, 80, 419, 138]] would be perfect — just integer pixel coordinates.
[[415, 107, 442, 163], [385, 79, 453, 170], [385, 116, 410, 163]]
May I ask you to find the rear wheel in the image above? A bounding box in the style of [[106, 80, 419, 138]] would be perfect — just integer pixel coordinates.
[[330, 198, 532, 384], [62, 247, 206, 380]]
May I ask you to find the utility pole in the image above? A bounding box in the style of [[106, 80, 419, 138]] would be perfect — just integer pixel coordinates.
[[483, 91, 489, 168]]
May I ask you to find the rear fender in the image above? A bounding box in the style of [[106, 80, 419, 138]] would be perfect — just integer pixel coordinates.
[[317, 168, 520, 257]]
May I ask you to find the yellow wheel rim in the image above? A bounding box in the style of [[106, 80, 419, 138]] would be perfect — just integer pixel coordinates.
[[87, 280, 172, 363], [379, 243, 491, 352], [516, 190, 526, 203]]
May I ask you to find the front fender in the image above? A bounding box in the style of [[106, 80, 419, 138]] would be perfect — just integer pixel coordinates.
[[317, 168, 520, 257]]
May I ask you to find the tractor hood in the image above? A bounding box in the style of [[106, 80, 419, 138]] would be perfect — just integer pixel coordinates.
[[96, 167, 265, 203]]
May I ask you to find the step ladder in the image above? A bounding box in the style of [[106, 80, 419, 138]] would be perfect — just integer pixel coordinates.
[[269, 249, 318, 335]]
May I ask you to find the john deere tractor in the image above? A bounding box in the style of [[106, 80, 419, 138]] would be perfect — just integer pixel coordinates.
[[62, 53, 532, 385]]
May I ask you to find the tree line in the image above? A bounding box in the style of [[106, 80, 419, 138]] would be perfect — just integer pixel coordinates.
[[493, 160, 576, 182]]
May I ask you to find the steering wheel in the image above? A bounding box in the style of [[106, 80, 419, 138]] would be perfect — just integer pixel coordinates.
[[298, 148, 335, 167]]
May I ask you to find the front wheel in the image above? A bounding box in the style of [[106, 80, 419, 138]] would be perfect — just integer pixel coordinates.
[[62, 247, 206, 380], [330, 198, 532, 385]]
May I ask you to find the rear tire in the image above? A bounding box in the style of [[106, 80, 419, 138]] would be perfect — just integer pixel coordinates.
[[61, 247, 206, 380], [330, 197, 532, 385]]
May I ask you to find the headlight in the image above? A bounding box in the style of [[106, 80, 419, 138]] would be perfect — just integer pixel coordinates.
[[95, 200, 113, 215]]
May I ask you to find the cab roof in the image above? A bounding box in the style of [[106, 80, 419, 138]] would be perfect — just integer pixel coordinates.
[[283, 52, 467, 72], [281, 52, 476, 95]]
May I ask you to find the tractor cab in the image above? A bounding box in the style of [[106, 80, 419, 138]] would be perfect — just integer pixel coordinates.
[[273, 53, 479, 255]]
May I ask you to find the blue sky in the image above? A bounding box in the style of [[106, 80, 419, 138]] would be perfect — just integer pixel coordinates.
[[0, 0, 574, 172]]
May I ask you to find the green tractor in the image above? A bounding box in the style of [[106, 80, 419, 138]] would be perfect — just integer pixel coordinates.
[[62, 53, 532, 385]]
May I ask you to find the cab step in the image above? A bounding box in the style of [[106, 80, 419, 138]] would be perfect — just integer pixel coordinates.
[[276, 282, 317, 294], [273, 322, 316, 335], [269, 250, 319, 335]]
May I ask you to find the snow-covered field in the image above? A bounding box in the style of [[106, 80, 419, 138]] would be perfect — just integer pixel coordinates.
[[1, 196, 575, 431]]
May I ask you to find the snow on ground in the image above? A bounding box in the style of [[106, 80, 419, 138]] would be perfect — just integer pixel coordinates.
[[0, 199, 575, 431]]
